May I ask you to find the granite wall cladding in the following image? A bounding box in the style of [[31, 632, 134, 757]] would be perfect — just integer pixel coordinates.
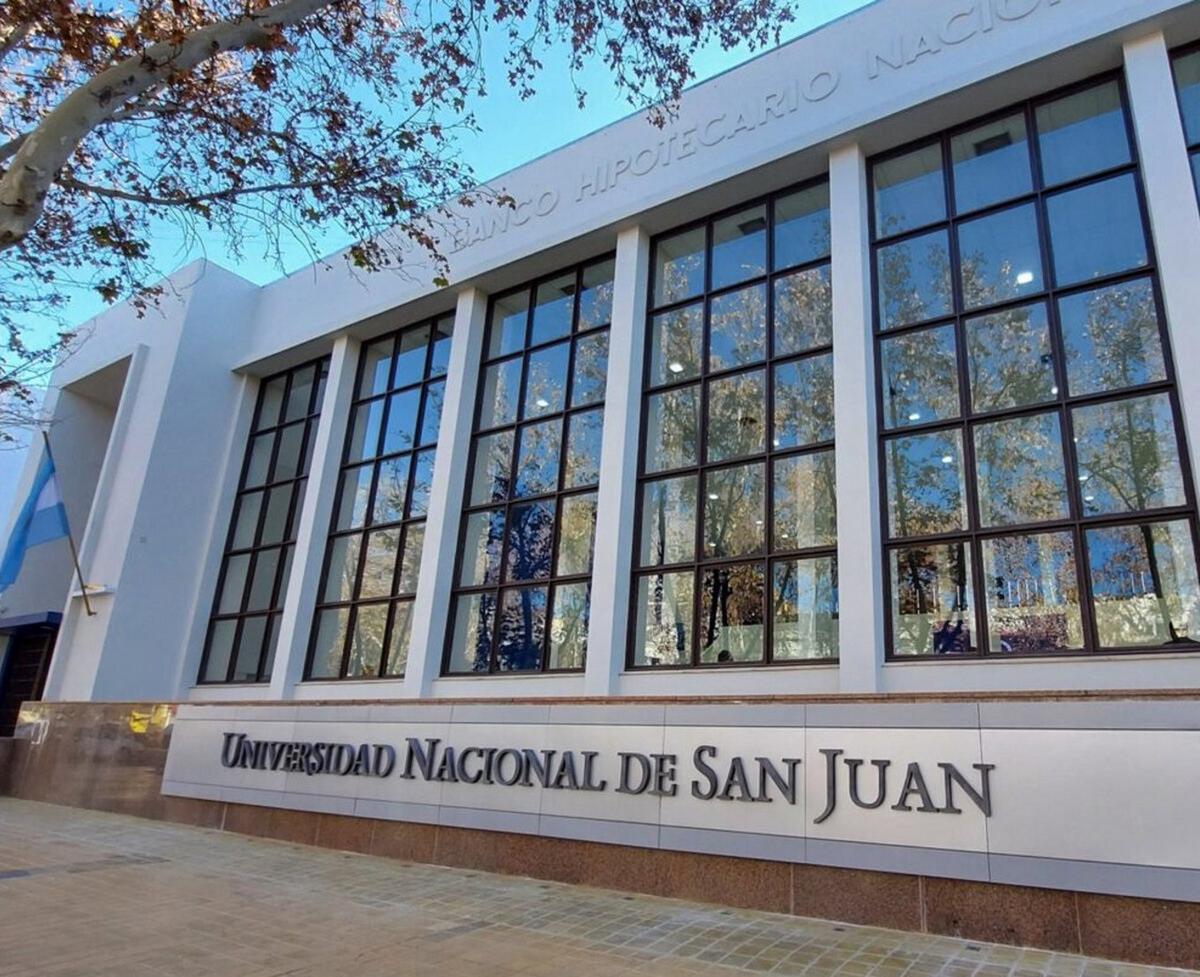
[[1, 698, 1198, 969]]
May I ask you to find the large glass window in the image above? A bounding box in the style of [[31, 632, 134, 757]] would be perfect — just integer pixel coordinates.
[[200, 357, 330, 683], [446, 257, 615, 674], [1172, 46, 1200, 197], [307, 317, 453, 680], [632, 179, 838, 669], [871, 77, 1200, 660]]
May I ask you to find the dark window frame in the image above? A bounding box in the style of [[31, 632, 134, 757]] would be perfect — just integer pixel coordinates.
[[304, 315, 453, 681], [1170, 40, 1200, 196], [198, 356, 330, 684], [443, 255, 616, 676], [869, 70, 1200, 662], [628, 175, 839, 671]]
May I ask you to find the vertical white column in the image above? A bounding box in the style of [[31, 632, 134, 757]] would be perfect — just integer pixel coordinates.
[[830, 144, 884, 693], [1123, 33, 1200, 489], [404, 287, 488, 698], [269, 335, 360, 699], [585, 226, 651, 696]]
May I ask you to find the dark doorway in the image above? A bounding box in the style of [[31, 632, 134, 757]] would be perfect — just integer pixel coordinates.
[[0, 624, 58, 737]]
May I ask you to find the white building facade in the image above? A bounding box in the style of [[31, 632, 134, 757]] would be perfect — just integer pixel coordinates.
[[7, 0, 1200, 705], [6, 0, 1200, 955]]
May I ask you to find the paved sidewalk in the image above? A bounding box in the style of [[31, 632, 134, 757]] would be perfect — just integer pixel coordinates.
[[0, 799, 1194, 977]]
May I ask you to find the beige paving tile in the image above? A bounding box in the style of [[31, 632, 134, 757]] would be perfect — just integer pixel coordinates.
[[0, 798, 1196, 977]]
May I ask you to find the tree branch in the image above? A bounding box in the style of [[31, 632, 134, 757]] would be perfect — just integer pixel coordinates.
[[59, 172, 375, 208], [0, 0, 338, 251]]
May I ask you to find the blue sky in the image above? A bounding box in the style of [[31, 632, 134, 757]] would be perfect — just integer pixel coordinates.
[[1, 0, 869, 521]]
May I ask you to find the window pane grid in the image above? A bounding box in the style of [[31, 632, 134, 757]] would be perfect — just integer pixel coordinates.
[[306, 314, 454, 681], [1171, 45, 1200, 199], [446, 256, 614, 675], [199, 357, 330, 684], [632, 177, 838, 669], [871, 74, 1200, 661]]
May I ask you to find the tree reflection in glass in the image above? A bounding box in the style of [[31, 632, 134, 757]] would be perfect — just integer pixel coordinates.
[[886, 430, 968, 537], [323, 534, 361, 603], [549, 582, 590, 668], [1073, 393, 1186, 516], [385, 603, 413, 676], [563, 408, 603, 488], [774, 266, 832, 355], [461, 509, 505, 586], [655, 227, 706, 306], [965, 303, 1056, 413], [497, 586, 547, 670], [556, 493, 597, 576], [709, 284, 766, 371], [449, 592, 496, 672], [707, 370, 766, 461], [635, 179, 836, 668], [639, 475, 697, 567], [504, 500, 555, 581], [1087, 520, 1200, 647], [645, 386, 699, 472], [650, 303, 703, 385], [359, 528, 398, 598], [571, 332, 609, 407], [634, 571, 694, 666], [310, 607, 351, 677], [470, 430, 513, 504], [703, 463, 766, 559], [514, 419, 562, 497], [891, 542, 975, 655], [335, 464, 372, 529], [957, 203, 1043, 310], [1059, 278, 1166, 397], [880, 326, 959, 429], [479, 357, 522, 428], [974, 412, 1069, 527], [700, 563, 766, 663], [524, 341, 569, 417], [774, 451, 836, 550], [347, 602, 387, 677], [579, 260, 616, 330], [773, 557, 838, 660], [372, 455, 409, 525], [773, 354, 834, 448], [982, 532, 1083, 654], [451, 258, 613, 675], [877, 230, 953, 330]]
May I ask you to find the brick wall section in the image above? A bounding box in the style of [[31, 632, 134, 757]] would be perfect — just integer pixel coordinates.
[[1, 699, 1197, 969]]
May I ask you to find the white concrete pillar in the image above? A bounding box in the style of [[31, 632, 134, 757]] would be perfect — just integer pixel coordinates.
[[403, 287, 488, 698], [829, 144, 884, 693], [585, 227, 651, 696], [269, 335, 360, 699], [1123, 33, 1200, 492]]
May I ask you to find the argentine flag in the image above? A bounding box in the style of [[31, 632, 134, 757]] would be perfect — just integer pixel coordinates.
[[0, 451, 71, 592]]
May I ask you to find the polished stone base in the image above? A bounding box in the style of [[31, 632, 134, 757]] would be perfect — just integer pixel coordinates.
[[3, 699, 1197, 969]]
